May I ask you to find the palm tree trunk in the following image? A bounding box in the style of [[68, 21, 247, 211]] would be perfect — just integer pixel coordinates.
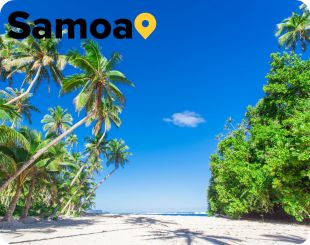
[[69, 125, 107, 187], [0, 114, 93, 193], [60, 165, 96, 215], [60, 196, 75, 215], [70, 165, 86, 187], [5, 66, 42, 105], [97, 124, 107, 146], [77, 168, 117, 212], [20, 177, 36, 219], [94, 168, 117, 191], [3, 185, 22, 222]]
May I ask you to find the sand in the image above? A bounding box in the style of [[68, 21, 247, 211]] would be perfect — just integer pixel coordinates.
[[0, 214, 309, 244]]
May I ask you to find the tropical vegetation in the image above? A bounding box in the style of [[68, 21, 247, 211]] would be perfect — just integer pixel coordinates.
[[0, 28, 133, 221], [208, 4, 310, 222]]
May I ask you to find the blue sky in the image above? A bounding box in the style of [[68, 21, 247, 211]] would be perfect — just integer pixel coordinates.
[[0, 0, 303, 213]]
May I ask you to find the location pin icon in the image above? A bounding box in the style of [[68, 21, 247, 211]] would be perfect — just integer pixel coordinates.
[[135, 13, 157, 39]]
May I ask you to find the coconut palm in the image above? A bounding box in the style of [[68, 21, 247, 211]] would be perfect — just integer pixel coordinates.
[[1, 127, 70, 221], [1, 34, 66, 105], [66, 134, 78, 149], [96, 99, 122, 145], [19, 164, 58, 220], [0, 99, 20, 123], [68, 134, 107, 189], [41, 106, 73, 137], [0, 88, 40, 127], [20, 142, 68, 219], [0, 35, 15, 83], [20, 175, 36, 219], [0, 40, 133, 193], [78, 139, 131, 209], [1, 128, 42, 221], [96, 139, 131, 187], [276, 11, 310, 51], [58, 152, 91, 215], [62, 39, 133, 137], [70, 134, 108, 188], [60, 136, 107, 214]]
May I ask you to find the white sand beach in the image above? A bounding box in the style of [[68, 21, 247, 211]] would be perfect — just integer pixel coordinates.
[[0, 215, 309, 245]]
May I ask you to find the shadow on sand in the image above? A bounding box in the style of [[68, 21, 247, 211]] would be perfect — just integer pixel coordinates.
[[262, 234, 306, 244], [142, 228, 242, 245], [7, 227, 139, 244], [0, 215, 307, 245], [0, 218, 95, 232], [125, 216, 177, 227]]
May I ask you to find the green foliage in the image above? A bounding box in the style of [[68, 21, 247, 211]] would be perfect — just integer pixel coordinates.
[[0, 37, 132, 220], [276, 7, 310, 52], [208, 53, 310, 222]]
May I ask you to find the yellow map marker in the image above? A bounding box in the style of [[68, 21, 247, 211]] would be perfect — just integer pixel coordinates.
[[135, 13, 157, 39]]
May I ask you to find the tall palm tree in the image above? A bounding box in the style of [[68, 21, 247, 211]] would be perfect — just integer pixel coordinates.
[[96, 99, 122, 145], [1, 34, 66, 105], [20, 141, 68, 219], [0, 40, 133, 193], [69, 134, 107, 189], [0, 35, 15, 83], [41, 106, 73, 137], [97, 139, 131, 186], [0, 99, 20, 123], [70, 134, 108, 188], [0, 88, 40, 127], [1, 128, 42, 221], [79, 139, 131, 209], [62, 39, 133, 137], [66, 134, 78, 149], [276, 11, 310, 51], [60, 136, 107, 214], [1, 127, 69, 221]]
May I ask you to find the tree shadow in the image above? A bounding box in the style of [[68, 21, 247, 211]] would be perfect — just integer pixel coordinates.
[[7, 227, 138, 244], [0, 218, 95, 232], [125, 216, 177, 227], [262, 234, 306, 244], [142, 228, 242, 245]]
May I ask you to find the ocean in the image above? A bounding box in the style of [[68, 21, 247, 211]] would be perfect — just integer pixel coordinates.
[[87, 210, 207, 217]]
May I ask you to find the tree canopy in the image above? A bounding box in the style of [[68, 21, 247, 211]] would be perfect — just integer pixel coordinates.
[[208, 53, 310, 222]]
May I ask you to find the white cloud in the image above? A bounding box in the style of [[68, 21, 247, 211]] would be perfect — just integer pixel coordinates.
[[164, 111, 205, 128]]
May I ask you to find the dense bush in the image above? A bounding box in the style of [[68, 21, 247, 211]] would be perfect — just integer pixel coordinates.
[[208, 53, 310, 222]]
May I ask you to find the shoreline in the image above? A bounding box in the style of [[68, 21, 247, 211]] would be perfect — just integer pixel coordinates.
[[1, 214, 309, 244]]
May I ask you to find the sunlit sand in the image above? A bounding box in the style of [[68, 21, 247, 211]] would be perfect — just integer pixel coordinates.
[[1, 215, 309, 245]]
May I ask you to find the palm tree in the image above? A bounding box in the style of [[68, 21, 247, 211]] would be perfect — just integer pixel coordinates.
[[20, 174, 36, 219], [69, 134, 107, 189], [60, 136, 107, 214], [1, 127, 70, 221], [0, 99, 20, 123], [0, 40, 133, 193], [20, 141, 68, 219], [78, 139, 131, 209], [1, 128, 42, 221], [1, 34, 66, 105], [276, 11, 310, 51], [70, 134, 108, 188], [66, 134, 78, 149], [41, 106, 73, 137], [96, 99, 122, 145], [0, 35, 15, 83], [97, 139, 131, 186], [0, 88, 40, 127], [62, 39, 133, 138]]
